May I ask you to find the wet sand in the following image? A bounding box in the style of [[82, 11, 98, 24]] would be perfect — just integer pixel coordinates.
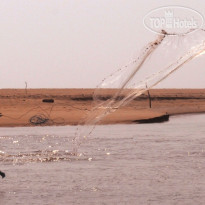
[[0, 89, 205, 127]]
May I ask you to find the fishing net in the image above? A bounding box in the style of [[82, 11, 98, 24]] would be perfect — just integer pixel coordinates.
[[73, 29, 205, 153]]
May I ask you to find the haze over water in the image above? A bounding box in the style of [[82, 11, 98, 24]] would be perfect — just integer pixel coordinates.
[[1, 114, 205, 204]]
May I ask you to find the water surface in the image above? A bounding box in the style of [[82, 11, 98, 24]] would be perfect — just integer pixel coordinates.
[[1, 114, 205, 204]]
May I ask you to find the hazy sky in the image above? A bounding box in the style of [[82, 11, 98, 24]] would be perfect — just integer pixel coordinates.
[[1, 0, 205, 88]]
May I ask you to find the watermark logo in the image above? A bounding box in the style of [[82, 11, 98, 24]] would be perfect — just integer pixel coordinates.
[[143, 6, 204, 35]]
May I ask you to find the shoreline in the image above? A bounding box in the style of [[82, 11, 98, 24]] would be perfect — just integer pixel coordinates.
[[1, 88, 205, 127]]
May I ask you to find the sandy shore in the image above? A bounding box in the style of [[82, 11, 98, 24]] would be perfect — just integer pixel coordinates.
[[0, 89, 205, 127]]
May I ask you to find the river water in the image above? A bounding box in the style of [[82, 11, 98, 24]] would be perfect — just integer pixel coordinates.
[[1, 114, 205, 205]]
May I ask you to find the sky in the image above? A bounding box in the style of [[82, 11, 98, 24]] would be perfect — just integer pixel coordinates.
[[0, 0, 205, 89]]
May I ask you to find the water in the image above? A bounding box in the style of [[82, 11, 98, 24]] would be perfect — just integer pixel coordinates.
[[1, 114, 205, 205]]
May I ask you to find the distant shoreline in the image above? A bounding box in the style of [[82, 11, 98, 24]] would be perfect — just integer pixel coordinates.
[[1, 88, 205, 127]]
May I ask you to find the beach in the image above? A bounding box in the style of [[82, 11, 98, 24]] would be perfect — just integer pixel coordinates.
[[0, 89, 205, 127]]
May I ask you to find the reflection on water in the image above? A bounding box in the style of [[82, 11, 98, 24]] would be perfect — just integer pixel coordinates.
[[1, 114, 205, 204]]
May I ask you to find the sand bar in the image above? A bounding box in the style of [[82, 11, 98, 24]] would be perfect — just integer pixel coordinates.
[[0, 89, 205, 127]]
